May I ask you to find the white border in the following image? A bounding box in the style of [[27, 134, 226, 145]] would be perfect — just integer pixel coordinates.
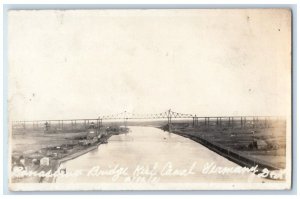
[[1, 0, 299, 198]]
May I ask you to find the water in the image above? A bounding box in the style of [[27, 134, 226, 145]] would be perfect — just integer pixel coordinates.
[[55, 126, 267, 185]]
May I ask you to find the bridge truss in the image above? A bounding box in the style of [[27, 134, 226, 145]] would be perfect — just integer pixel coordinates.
[[12, 109, 283, 130]]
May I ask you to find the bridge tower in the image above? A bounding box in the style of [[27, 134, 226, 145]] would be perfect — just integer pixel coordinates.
[[124, 111, 128, 128], [167, 109, 172, 132], [192, 115, 198, 127]]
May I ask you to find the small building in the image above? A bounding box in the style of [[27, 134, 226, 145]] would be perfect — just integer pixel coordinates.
[[40, 157, 50, 166], [87, 127, 97, 139], [256, 139, 268, 150]]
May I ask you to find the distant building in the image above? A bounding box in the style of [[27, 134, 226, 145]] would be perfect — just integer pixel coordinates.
[[40, 157, 50, 166]]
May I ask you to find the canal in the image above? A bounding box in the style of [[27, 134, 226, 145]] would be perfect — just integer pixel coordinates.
[[55, 126, 268, 188]]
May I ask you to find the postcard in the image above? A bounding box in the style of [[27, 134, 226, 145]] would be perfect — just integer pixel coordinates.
[[8, 9, 292, 191]]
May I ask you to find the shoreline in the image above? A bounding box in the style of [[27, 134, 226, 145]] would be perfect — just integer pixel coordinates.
[[50, 142, 102, 183], [11, 131, 126, 183], [58, 144, 99, 165], [161, 127, 285, 180], [49, 134, 116, 183]]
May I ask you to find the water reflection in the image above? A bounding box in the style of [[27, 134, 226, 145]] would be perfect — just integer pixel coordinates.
[[56, 126, 266, 184]]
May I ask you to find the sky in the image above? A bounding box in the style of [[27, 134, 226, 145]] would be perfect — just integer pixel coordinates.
[[8, 9, 291, 120]]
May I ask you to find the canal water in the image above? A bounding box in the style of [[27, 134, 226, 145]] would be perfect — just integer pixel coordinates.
[[55, 126, 267, 186]]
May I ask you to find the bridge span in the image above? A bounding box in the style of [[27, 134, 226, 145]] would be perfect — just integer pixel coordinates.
[[12, 109, 281, 131]]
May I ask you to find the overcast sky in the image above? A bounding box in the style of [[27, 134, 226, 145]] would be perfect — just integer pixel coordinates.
[[8, 9, 291, 120]]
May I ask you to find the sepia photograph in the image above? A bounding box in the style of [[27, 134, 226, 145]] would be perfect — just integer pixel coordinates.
[[7, 8, 292, 191]]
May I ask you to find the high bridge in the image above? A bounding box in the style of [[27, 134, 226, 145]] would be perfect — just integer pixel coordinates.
[[12, 109, 282, 131], [100, 109, 193, 126]]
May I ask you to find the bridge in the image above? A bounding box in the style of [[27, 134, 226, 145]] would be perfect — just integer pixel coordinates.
[[12, 109, 281, 131], [100, 109, 193, 126]]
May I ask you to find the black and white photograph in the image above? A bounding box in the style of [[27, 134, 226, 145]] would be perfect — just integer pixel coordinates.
[[7, 8, 292, 191]]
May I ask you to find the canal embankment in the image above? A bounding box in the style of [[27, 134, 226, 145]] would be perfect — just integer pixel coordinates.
[[11, 128, 128, 183], [160, 124, 286, 178]]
